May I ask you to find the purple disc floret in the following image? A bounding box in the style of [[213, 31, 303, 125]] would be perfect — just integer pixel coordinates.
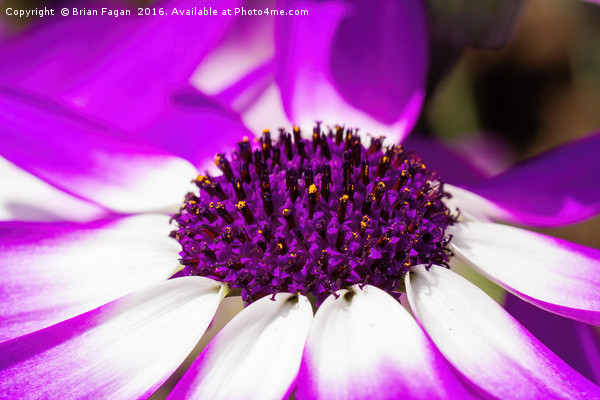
[[171, 123, 457, 305]]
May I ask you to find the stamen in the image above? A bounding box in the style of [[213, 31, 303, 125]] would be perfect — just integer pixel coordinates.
[[215, 202, 234, 224], [344, 180, 355, 202], [232, 178, 246, 201], [337, 194, 349, 223], [237, 201, 253, 224], [262, 192, 274, 217], [304, 167, 314, 188], [282, 208, 296, 230], [308, 184, 319, 219], [215, 154, 234, 181], [361, 160, 370, 185], [261, 130, 272, 160], [240, 162, 251, 184], [238, 137, 252, 164]]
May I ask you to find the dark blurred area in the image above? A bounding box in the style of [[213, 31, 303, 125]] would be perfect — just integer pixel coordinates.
[[422, 0, 600, 250]]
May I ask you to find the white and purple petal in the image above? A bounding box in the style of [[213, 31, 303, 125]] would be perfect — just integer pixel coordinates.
[[406, 265, 600, 399], [0, 214, 180, 342], [0, 90, 196, 213], [275, 0, 427, 141], [0, 156, 107, 222], [168, 293, 313, 400], [0, 276, 225, 400], [296, 285, 476, 400], [449, 221, 600, 326]]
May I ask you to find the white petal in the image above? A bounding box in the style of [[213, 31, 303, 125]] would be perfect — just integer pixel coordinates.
[[0, 214, 180, 341], [406, 265, 600, 399], [296, 285, 475, 400], [449, 221, 600, 325], [168, 293, 313, 400], [0, 277, 225, 400]]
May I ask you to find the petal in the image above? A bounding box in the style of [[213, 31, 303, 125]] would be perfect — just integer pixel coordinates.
[[505, 294, 600, 384], [137, 87, 253, 169], [0, 156, 107, 222], [192, 0, 275, 100], [444, 184, 509, 222], [467, 131, 600, 227], [275, 0, 427, 141], [0, 277, 225, 400], [296, 285, 475, 400], [0, 0, 241, 132], [0, 214, 180, 342], [168, 293, 313, 400], [449, 221, 600, 326], [0, 89, 196, 213], [406, 265, 600, 399], [240, 82, 292, 133]]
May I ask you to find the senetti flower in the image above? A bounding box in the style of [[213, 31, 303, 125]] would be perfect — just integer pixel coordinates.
[[2, 90, 600, 399], [2, 1, 600, 399]]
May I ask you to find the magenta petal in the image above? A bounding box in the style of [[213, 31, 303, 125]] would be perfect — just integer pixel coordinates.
[[0, 90, 196, 213], [506, 294, 600, 385], [0, 214, 179, 342], [467, 131, 600, 226], [0, 0, 242, 132], [137, 87, 253, 168], [275, 0, 427, 139], [0, 277, 224, 400]]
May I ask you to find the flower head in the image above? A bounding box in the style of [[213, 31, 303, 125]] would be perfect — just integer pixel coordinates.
[[172, 125, 455, 304]]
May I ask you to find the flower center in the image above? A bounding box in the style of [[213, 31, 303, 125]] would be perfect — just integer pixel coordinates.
[[171, 124, 457, 305]]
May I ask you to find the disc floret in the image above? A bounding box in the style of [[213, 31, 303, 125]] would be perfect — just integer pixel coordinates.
[[171, 124, 457, 304]]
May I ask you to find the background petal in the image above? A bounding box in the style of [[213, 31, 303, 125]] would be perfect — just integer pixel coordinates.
[[137, 87, 253, 169], [0, 89, 196, 214], [403, 135, 488, 187], [275, 0, 427, 141], [168, 293, 313, 400], [406, 265, 600, 399], [466, 131, 600, 227], [505, 294, 600, 385], [0, 0, 242, 132], [297, 285, 476, 400], [0, 214, 179, 342], [450, 221, 600, 326], [0, 277, 225, 400]]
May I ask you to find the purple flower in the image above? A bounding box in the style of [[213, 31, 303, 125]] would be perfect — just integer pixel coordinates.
[[1, 0, 600, 399]]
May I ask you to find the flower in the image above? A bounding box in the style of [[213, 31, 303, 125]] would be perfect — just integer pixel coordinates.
[[1, 0, 600, 399], [2, 102, 600, 398]]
